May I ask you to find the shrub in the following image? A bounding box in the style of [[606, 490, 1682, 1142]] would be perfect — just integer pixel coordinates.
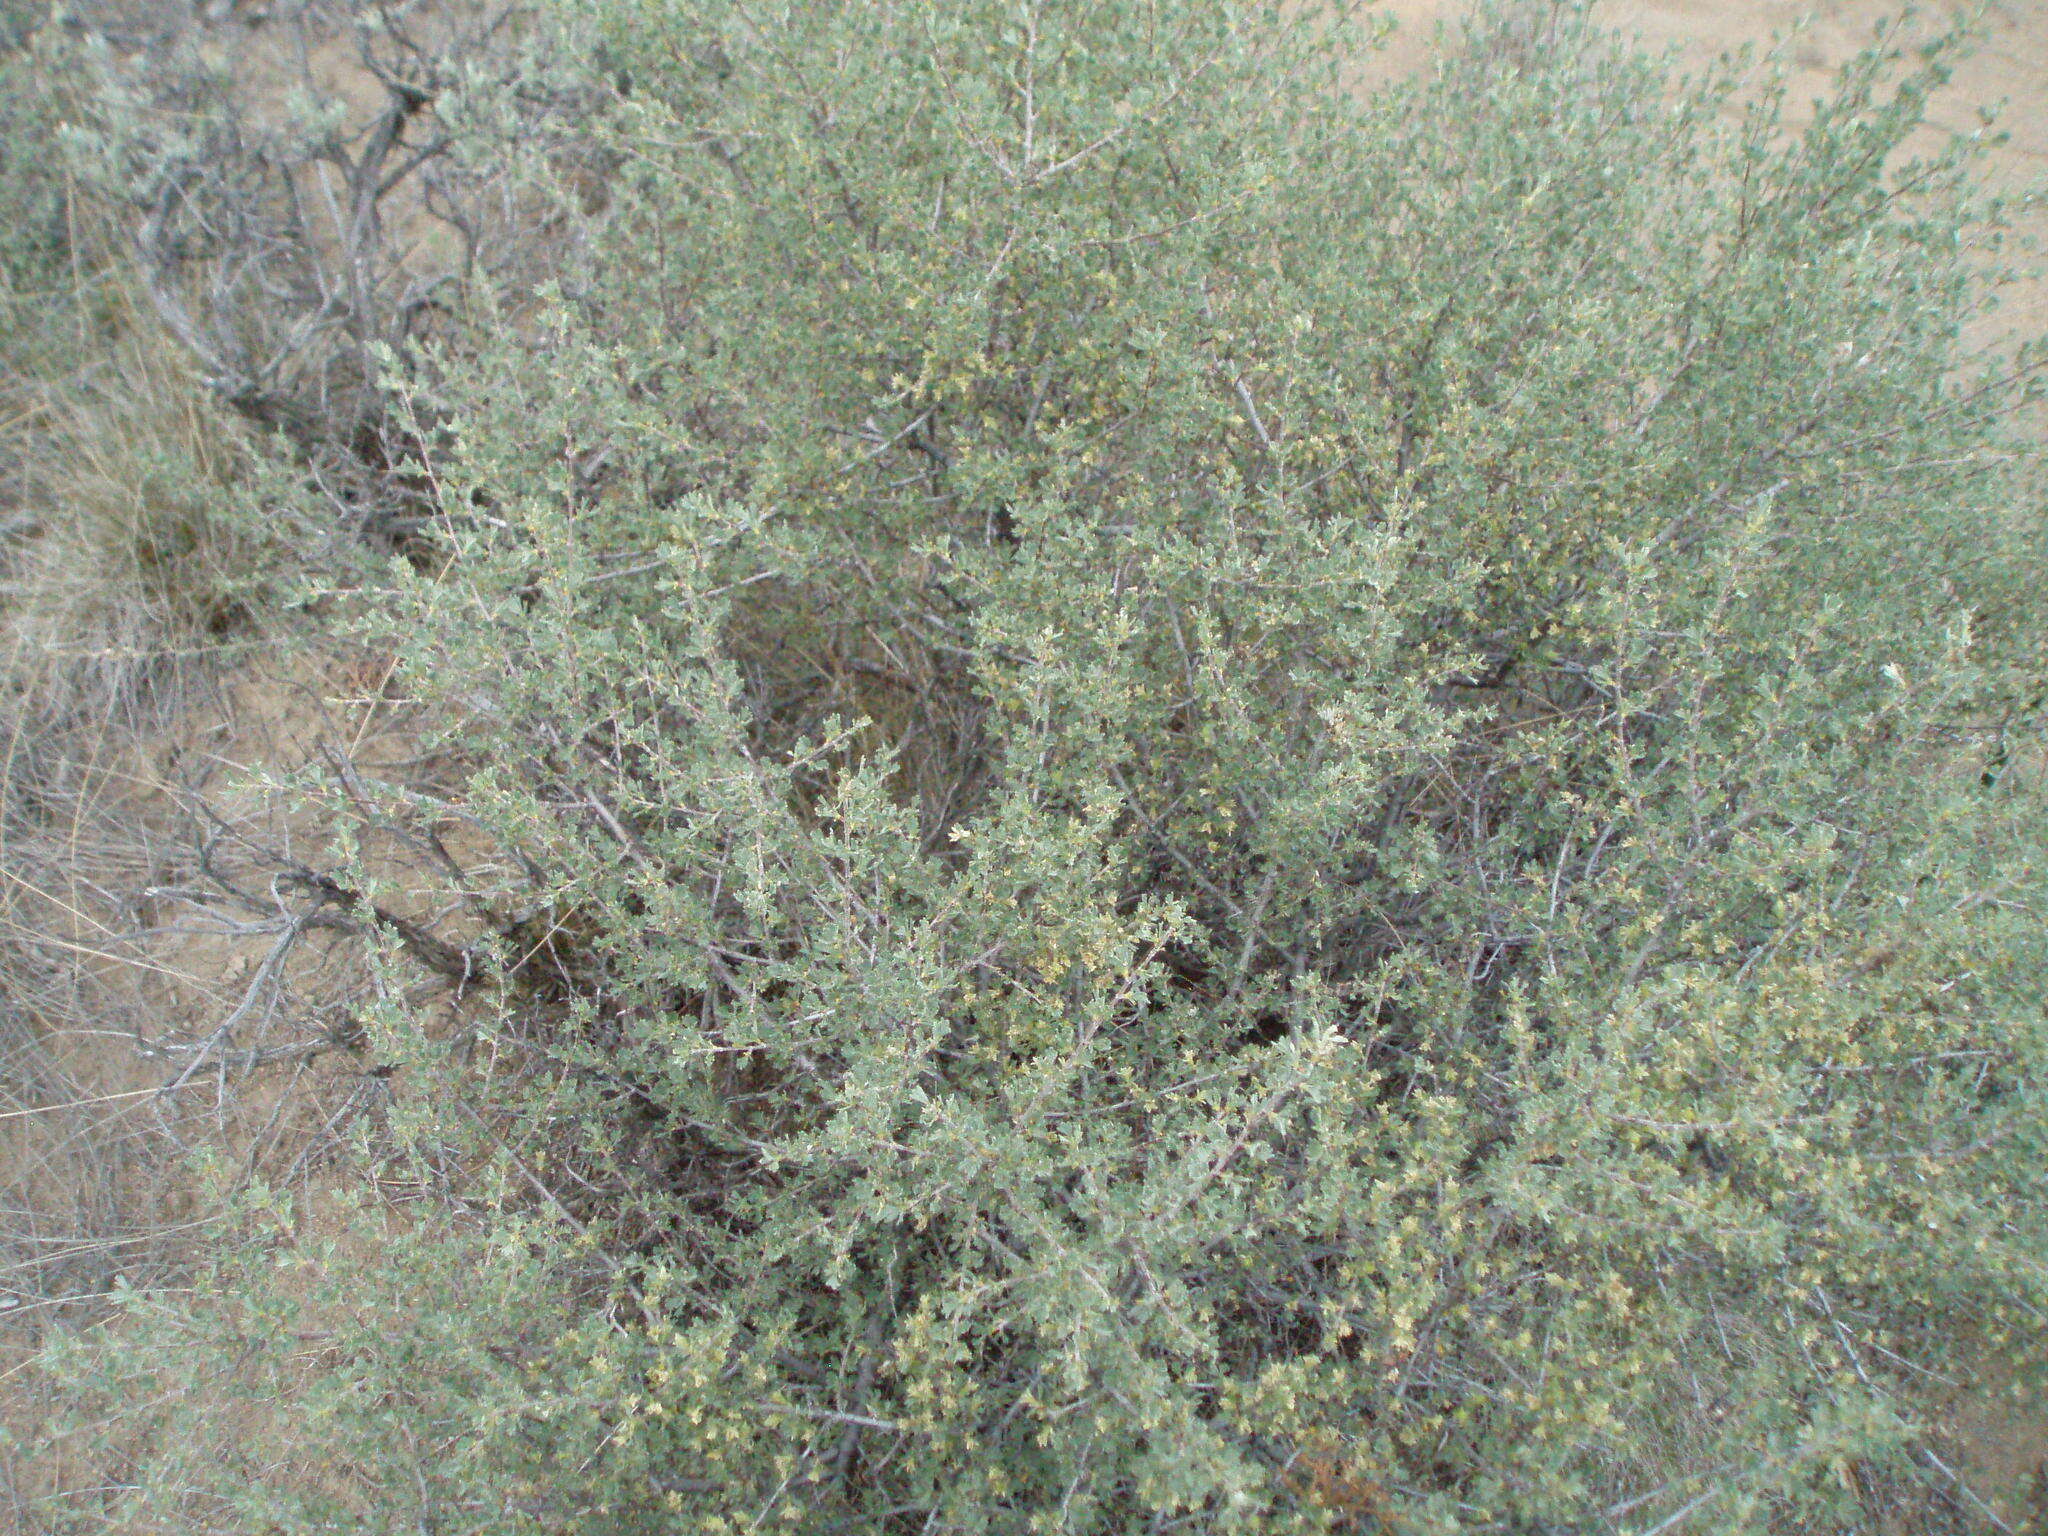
[[0, 24, 65, 292], [25, 2, 2048, 1533], [58, 0, 602, 550], [0, 11, 279, 740]]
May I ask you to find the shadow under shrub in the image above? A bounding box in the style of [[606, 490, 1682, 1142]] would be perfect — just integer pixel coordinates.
[[27, 2, 2048, 1533]]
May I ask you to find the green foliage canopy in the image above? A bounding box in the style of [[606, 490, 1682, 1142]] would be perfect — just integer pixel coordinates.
[[35, 1, 2048, 1532]]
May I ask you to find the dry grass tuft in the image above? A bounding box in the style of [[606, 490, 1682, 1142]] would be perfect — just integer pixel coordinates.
[[0, 103, 311, 1379]]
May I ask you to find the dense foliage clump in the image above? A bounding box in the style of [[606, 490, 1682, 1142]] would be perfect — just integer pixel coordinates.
[[15, 2, 2048, 1532]]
